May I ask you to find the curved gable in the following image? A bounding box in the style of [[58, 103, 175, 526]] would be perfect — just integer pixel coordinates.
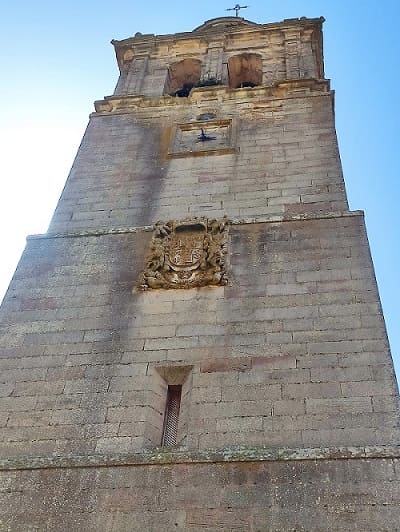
[[192, 17, 259, 34]]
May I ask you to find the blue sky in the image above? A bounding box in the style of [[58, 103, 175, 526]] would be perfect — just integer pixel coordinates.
[[1, 1, 399, 379]]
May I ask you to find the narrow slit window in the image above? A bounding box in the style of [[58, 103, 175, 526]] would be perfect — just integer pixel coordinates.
[[161, 385, 182, 446]]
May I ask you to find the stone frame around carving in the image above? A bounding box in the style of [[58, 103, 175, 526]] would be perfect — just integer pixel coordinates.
[[139, 217, 228, 290], [167, 119, 237, 158]]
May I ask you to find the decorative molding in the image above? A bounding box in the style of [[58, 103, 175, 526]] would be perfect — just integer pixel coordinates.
[[167, 119, 237, 158], [111, 17, 325, 61], [139, 217, 228, 290], [192, 17, 259, 34], [26, 210, 365, 241], [1, 445, 399, 472], [93, 79, 331, 115]]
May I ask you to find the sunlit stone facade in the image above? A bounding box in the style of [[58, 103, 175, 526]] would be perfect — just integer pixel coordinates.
[[0, 16, 399, 531]]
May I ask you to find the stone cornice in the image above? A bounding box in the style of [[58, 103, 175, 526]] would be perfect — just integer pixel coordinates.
[[27, 210, 364, 241], [1, 445, 398, 472], [111, 17, 324, 72], [112, 16, 324, 54], [93, 79, 331, 115]]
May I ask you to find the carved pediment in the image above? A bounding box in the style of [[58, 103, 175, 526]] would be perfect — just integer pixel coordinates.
[[192, 17, 259, 34], [139, 217, 228, 290]]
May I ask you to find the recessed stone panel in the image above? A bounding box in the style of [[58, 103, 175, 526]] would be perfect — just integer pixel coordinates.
[[167, 119, 237, 158]]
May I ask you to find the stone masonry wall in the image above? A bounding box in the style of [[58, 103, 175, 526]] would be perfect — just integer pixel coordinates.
[[113, 17, 323, 97], [1, 456, 399, 531], [1, 16, 399, 531], [1, 215, 398, 458], [48, 89, 347, 234]]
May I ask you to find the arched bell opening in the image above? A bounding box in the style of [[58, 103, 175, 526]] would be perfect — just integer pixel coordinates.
[[165, 59, 202, 97], [228, 53, 263, 89]]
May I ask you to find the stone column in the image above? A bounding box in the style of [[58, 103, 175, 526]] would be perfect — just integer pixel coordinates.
[[283, 29, 301, 79], [201, 41, 224, 83], [125, 55, 149, 95]]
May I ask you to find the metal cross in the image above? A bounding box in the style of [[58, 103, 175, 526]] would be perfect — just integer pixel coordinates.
[[226, 4, 249, 17]]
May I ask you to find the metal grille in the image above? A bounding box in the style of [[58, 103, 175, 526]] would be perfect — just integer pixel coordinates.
[[161, 385, 182, 447]]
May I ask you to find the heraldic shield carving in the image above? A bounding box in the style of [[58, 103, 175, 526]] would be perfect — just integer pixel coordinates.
[[140, 217, 228, 290]]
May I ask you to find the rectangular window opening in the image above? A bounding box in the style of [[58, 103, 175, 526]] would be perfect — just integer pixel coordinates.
[[161, 385, 182, 447]]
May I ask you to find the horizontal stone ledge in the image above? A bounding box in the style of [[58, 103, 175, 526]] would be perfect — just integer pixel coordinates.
[[112, 17, 324, 49], [1, 445, 399, 472], [27, 210, 364, 241], [93, 79, 331, 115]]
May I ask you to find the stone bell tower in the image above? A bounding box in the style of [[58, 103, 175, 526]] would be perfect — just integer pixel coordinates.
[[0, 16, 399, 531]]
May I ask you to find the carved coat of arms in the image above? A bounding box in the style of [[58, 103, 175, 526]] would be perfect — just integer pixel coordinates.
[[140, 217, 228, 290]]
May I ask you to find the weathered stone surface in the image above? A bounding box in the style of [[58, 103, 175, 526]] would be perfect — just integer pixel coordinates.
[[139, 217, 228, 290], [1, 215, 398, 457], [0, 454, 399, 531], [111, 17, 325, 98], [0, 14, 399, 531]]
